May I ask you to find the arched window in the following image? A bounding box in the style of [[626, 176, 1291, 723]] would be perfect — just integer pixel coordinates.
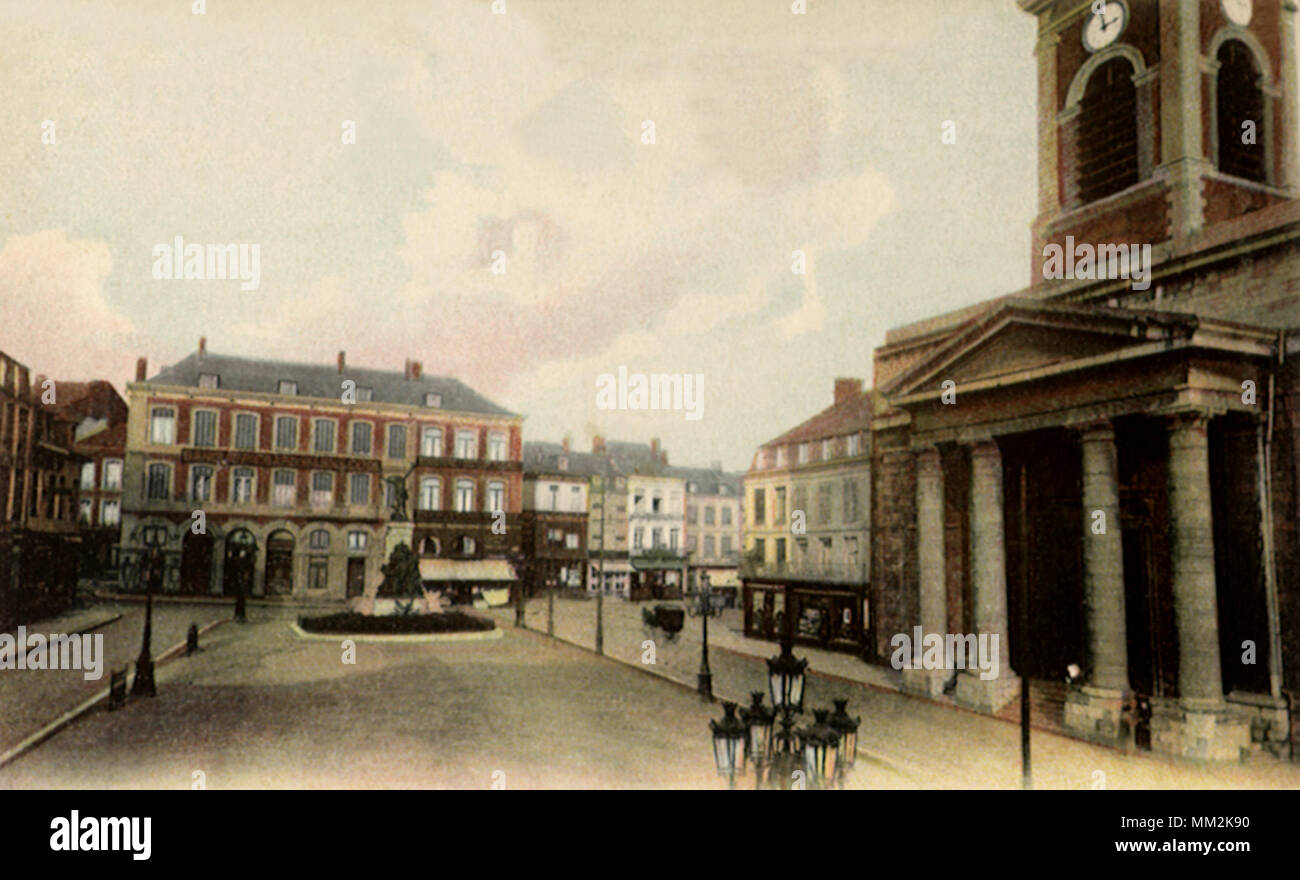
[[1077, 57, 1138, 204], [1216, 40, 1266, 183], [419, 536, 440, 557]]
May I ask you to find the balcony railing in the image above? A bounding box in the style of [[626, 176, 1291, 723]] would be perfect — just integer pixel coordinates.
[[739, 559, 868, 584]]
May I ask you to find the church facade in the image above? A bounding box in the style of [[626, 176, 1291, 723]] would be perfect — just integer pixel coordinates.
[[871, 0, 1300, 761]]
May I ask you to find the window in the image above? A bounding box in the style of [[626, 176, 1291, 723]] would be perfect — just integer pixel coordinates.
[[669, 528, 678, 550], [278, 380, 297, 396], [753, 537, 765, 561], [387, 424, 407, 459], [459, 536, 476, 556], [275, 416, 298, 450], [311, 472, 334, 508], [146, 463, 170, 500], [455, 430, 477, 459], [79, 462, 95, 490], [307, 559, 328, 590], [845, 535, 860, 570], [309, 529, 330, 550], [818, 483, 832, 524], [687, 535, 698, 552], [1077, 57, 1138, 204], [231, 467, 254, 503], [419, 477, 441, 511], [652, 528, 663, 549], [721, 506, 732, 526], [798, 443, 809, 465], [558, 456, 569, 471], [486, 480, 505, 513], [190, 465, 213, 502], [420, 537, 440, 556], [774, 488, 785, 523], [193, 410, 217, 447], [103, 459, 122, 491], [633, 491, 645, 513], [721, 535, 732, 555], [822, 438, 834, 460], [565, 533, 579, 549], [149, 408, 175, 445], [356, 387, 373, 402], [79, 498, 92, 524], [633, 527, 644, 549], [847, 434, 860, 457], [313, 419, 336, 453], [819, 537, 833, 563], [487, 432, 507, 461], [101, 499, 120, 526], [425, 392, 442, 408], [349, 473, 370, 505], [198, 373, 219, 389], [421, 427, 443, 457], [775, 447, 787, 468], [752, 488, 765, 525], [234, 413, 257, 450], [842, 479, 859, 523], [651, 493, 662, 513], [272, 469, 296, 506], [455, 479, 475, 512], [347, 530, 368, 553], [704, 535, 716, 559], [687, 504, 698, 525], [570, 485, 582, 509], [351, 421, 372, 455], [776, 537, 787, 564], [547, 528, 564, 544], [1216, 40, 1266, 183], [547, 484, 559, 511]]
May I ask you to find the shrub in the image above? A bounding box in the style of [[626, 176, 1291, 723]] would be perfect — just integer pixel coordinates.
[[297, 611, 495, 635]]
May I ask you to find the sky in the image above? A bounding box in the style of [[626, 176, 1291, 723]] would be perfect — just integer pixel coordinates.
[[0, 0, 1047, 471]]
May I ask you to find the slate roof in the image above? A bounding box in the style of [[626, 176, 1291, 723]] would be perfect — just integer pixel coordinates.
[[522, 442, 615, 479], [145, 350, 517, 418], [664, 465, 742, 496]]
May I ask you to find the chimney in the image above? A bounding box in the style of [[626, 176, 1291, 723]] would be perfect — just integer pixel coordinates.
[[834, 377, 863, 405], [650, 437, 659, 459], [198, 336, 206, 359], [337, 351, 346, 374], [412, 360, 422, 380], [592, 435, 605, 454], [562, 436, 570, 453], [404, 358, 412, 381], [135, 358, 148, 382]]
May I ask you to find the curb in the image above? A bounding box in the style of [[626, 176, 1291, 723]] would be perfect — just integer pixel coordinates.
[[91, 589, 340, 610], [0, 616, 231, 770], [288, 621, 503, 644], [507, 622, 924, 785]]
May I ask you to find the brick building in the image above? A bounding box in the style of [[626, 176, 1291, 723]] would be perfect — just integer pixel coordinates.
[[121, 341, 522, 605], [870, 0, 1300, 761], [0, 351, 84, 628]]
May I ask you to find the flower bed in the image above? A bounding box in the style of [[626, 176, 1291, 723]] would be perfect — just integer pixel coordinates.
[[296, 611, 496, 635]]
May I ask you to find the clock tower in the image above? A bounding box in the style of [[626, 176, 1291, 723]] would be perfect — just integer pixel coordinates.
[[1019, 0, 1299, 286]]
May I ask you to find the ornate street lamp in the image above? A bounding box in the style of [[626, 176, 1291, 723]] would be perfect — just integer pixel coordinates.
[[131, 542, 163, 698], [739, 691, 774, 789], [687, 572, 723, 701], [828, 698, 861, 787], [766, 643, 808, 714], [797, 709, 840, 789], [709, 701, 748, 789]]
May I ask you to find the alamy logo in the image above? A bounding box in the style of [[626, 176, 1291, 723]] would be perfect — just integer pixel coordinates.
[[595, 365, 703, 421], [890, 626, 1000, 681], [152, 235, 261, 290], [50, 811, 151, 861], [0, 628, 104, 680], [1042, 235, 1152, 291]]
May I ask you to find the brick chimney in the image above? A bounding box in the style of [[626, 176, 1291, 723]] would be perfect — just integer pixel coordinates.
[[198, 336, 206, 359], [403, 358, 412, 380], [562, 436, 570, 453], [135, 358, 147, 382], [337, 351, 346, 374], [592, 435, 605, 454], [412, 360, 422, 380], [834, 377, 863, 405], [650, 437, 659, 459]]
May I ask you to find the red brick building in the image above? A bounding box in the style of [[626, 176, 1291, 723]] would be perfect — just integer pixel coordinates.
[[121, 341, 523, 604], [870, 0, 1300, 761]]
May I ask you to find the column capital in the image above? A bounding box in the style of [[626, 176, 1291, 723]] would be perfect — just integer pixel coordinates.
[[913, 442, 941, 460], [1165, 407, 1214, 434], [1070, 417, 1114, 441], [967, 438, 1001, 460]]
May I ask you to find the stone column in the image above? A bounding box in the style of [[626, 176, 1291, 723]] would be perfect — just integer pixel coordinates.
[[1156, 411, 1250, 760], [1065, 420, 1130, 742], [1160, 0, 1208, 237], [955, 440, 1017, 712], [902, 445, 948, 696], [1281, 1, 1300, 193]]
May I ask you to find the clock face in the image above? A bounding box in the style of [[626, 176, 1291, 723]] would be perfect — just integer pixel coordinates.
[[1222, 0, 1252, 27], [1082, 1, 1128, 53]]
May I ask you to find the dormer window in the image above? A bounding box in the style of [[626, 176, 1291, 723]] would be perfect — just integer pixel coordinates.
[[198, 373, 219, 389], [558, 456, 569, 471], [425, 392, 442, 408], [278, 380, 297, 396]]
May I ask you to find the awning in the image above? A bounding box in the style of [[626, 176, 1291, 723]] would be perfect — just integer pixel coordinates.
[[630, 555, 689, 571], [418, 559, 516, 582]]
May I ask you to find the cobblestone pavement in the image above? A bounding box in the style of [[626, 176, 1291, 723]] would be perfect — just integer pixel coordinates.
[[0, 604, 902, 789], [497, 596, 1300, 790]]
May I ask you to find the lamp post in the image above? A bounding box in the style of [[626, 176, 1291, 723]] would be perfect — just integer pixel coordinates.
[[709, 701, 748, 789], [739, 691, 774, 790], [131, 542, 162, 698], [796, 709, 841, 790], [828, 697, 861, 789], [687, 572, 722, 701]]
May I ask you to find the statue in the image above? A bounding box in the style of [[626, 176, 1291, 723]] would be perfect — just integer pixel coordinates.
[[386, 475, 410, 522]]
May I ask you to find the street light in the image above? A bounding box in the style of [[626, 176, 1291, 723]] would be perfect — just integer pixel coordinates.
[[796, 709, 839, 790], [709, 701, 748, 789], [767, 644, 808, 714], [131, 540, 164, 698], [687, 572, 722, 701], [739, 691, 774, 789]]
